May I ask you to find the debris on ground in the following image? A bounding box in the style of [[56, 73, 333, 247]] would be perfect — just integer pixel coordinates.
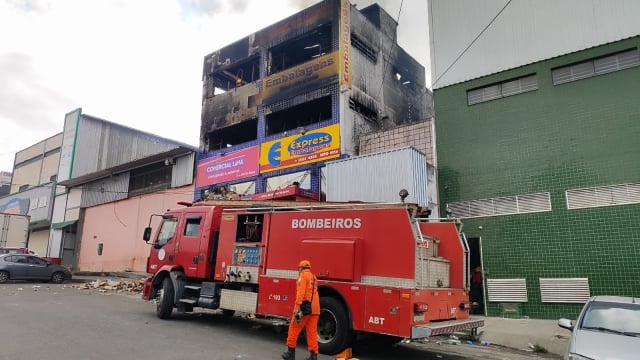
[[74, 279, 144, 293]]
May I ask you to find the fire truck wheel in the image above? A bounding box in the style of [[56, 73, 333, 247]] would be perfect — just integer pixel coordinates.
[[318, 297, 352, 355], [221, 309, 235, 318], [157, 277, 175, 319]]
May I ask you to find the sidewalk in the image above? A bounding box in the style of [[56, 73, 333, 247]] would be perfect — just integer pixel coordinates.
[[476, 316, 569, 356]]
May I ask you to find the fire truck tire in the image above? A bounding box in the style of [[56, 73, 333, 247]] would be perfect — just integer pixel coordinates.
[[157, 277, 174, 319], [318, 297, 352, 355], [221, 309, 235, 318]]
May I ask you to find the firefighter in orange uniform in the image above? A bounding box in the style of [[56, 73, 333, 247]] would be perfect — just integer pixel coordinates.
[[281, 260, 320, 360]]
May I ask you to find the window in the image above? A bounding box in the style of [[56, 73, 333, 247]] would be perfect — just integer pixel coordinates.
[[156, 219, 177, 247], [351, 34, 377, 63], [129, 163, 172, 196], [486, 278, 528, 303], [349, 97, 377, 122], [184, 217, 201, 237], [28, 256, 47, 266], [540, 278, 590, 303], [204, 118, 258, 152], [265, 96, 332, 136], [566, 182, 640, 209], [447, 192, 551, 218], [552, 49, 640, 85], [13, 255, 28, 264], [268, 23, 333, 75], [467, 75, 538, 105]]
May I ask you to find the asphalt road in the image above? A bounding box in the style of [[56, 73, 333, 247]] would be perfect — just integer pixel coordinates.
[[0, 282, 559, 360]]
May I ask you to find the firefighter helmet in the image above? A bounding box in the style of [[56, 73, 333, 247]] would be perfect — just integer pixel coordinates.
[[298, 260, 311, 269]]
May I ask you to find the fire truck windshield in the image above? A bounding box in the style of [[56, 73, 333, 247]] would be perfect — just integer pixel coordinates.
[[155, 218, 177, 248]]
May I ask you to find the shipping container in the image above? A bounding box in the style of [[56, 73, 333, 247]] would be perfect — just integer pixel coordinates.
[[325, 147, 438, 214], [0, 213, 30, 248]]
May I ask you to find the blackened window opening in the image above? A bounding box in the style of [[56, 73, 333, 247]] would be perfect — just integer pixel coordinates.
[[351, 34, 377, 63], [212, 55, 261, 92], [349, 97, 378, 122], [269, 23, 333, 75], [266, 96, 332, 136], [205, 118, 258, 152]]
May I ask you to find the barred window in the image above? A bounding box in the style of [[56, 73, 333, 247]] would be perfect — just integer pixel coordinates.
[[552, 49, 639, 85], [447, 192, 551, 218], [467, 75, 538, 105]]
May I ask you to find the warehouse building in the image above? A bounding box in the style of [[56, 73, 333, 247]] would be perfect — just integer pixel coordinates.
[[428, 0, 640, 318]]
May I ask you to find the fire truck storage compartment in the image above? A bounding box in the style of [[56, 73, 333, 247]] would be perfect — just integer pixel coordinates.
[[363, 287, 401, 334], [220, 289, 258, 313], [236, 214, 263, 242], [418, 258, 450, 288], [417, 236, 439, 258], [300, 239, 361, 282]]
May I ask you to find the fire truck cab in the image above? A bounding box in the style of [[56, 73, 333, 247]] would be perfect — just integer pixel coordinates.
[[142, 199, 483, 354]]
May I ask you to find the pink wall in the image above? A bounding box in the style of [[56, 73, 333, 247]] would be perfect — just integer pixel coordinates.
[[77, 185, 193, 273]]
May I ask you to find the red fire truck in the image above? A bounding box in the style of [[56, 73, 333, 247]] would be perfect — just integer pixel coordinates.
[[141, 197, 483, 354]]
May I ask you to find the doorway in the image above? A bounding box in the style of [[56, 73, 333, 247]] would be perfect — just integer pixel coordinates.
[[467, 237, 485, 315]]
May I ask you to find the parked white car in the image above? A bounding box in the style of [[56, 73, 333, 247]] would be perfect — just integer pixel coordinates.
[[558, 296, 640, 360]]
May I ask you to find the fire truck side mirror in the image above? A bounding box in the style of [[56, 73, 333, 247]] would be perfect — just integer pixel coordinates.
[[143, 227, 152, 242]]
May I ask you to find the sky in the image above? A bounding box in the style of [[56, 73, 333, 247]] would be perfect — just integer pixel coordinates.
[[0, 0, 430, 172]]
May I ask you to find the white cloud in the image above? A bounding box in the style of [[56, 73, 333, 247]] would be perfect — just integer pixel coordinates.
[[0, 0, 429, 172]]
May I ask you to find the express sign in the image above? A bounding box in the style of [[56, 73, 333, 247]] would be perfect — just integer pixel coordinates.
[[259, 123, 340, 173]]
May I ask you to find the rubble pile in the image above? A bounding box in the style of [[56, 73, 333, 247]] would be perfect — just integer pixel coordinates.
[[76, 279, 144, 293]]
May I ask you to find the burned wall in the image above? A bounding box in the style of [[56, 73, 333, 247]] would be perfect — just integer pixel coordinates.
[[200, 82, 260, 151], [200, 0, 342, 156], [353, 2, 433, 126]]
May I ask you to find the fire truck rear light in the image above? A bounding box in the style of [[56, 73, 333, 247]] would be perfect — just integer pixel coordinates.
[[414, 303, 428, 312], [401, 293, 410, 299], [460, 302, 471, 310]]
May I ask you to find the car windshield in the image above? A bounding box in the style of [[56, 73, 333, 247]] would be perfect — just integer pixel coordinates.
[[580, 301, 640, 335]]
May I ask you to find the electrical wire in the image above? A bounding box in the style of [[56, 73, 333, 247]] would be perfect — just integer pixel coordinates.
[[432, 0, 513, 88], [376, 0, 405, 99]]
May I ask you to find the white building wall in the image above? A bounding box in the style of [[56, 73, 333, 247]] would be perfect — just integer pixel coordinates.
[[428, 0, 640, 88], [48, 193, 67, 257]]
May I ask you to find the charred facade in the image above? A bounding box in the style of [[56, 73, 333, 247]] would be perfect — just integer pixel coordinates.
[[198, 0, 433, 198]]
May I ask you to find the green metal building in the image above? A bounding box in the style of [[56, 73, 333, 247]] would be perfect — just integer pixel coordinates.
[[434, 36, 640, 319]]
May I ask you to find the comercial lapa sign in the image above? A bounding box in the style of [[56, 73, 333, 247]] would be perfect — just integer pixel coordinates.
[[197, 146, 260, 187]]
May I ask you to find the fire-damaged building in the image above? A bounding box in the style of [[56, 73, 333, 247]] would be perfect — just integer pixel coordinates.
[[196, 0, 433, 199]]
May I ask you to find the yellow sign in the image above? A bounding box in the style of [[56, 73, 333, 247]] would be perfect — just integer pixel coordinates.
[[262, 52, 339, 102], [339, 0, 352, 88], [260, 124, 341, 173]]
